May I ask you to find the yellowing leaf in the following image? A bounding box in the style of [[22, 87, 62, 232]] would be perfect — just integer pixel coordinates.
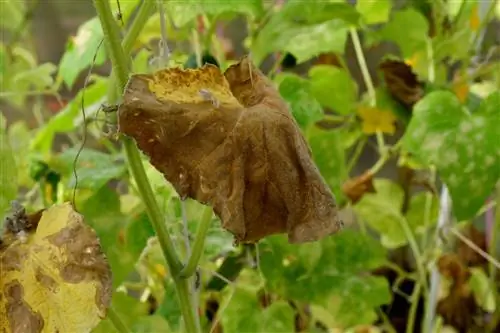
[[357, 106, 397, 135], [453, 80, 469, 103], [0, 202, 112, 333], [469, 5, 480, 31]]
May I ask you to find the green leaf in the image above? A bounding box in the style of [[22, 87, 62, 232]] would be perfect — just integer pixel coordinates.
[[12, 62, 57, 91], [260, 301, 295, 333], [259, 230, 390, 327], [378, 8, 429, 58], [309, 65, 358, 115], [353, 179, 408, 248], [220, 287, 261, 333], [278, 74, 323, 128], [131, 315, 171, 333], [81, 187, 138, 287], [55, 147, 126, 191], [252, 2, 351, 65], [166, 0, 264, 27], [7, 121, 33, 187], [58, 17, 106, 88], [0, 116, 17, 222], [307, 127, 347, 201], [356, 0, 391, 24], [92, 292, 150, 333], [469, 267, 496, 313], [0, 0, 24, 30], [31, 77, 108, 153], [280, 2, 361, 26], [402, 91, 500, 220]]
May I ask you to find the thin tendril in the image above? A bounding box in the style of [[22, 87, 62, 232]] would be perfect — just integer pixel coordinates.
[[72, 38, 104, 209]]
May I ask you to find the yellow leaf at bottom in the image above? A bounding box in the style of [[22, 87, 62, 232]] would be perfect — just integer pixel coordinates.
[[0, 203, 112, 333]]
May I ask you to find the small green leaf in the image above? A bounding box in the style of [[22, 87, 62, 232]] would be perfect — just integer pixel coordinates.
[[307, 127, 347, 201], [278, 74, 324, 128], [402, 91, 500, 220], [309, 65, 358, 115], [58, 17, 106, 88], [357, 0, 391, 24], [379, 8, 429, 58], [0, 116, 17, 222], [353, 179, 408, 248]]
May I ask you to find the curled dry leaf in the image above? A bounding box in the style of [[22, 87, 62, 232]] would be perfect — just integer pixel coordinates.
[[437, 253, 477, 332], [0, 202, 112, 333], [342, 170, 375, 204], [379, 60, 424, 108], [118, 56, 342, 244]]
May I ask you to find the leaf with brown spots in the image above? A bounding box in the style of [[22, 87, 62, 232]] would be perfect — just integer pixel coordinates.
[[342, 170, 375, 204], [118, 56, 343, 244], [379, 59, 424, 108], [0, 203, 112, 333]]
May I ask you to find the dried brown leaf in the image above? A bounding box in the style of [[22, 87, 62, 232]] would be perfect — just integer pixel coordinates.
[[379, 60, 424, 108], [342, 170, 375, 204], [118, 56, 342, 244]]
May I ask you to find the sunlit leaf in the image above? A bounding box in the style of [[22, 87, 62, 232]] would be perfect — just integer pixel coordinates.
[[278, 74, 324, 128], [58, 17, 106, 88], [356, 0, 391, 24], [402, 91, 500, 220], [307, 127, 347, 201], [309, 65, 358, 115], [354, 179, 408, 248]]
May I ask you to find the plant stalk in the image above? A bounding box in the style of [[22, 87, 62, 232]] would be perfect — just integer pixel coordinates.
[[92, 0, 200, 332], [180, 206, 213, 278]]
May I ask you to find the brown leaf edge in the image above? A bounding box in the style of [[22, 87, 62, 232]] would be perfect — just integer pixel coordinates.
[[118, 56, 343, 244]]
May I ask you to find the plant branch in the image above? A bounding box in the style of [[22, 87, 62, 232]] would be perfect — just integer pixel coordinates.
[[106, 306, 131, 333], [180, 205, 213, 278], [93, 1, 200, 332], [350, 27, 376, 106]]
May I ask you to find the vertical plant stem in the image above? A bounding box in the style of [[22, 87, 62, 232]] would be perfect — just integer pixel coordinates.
[[406, 282, 422, 333], [180, 206, 213, 277], [349, 27, 376, 106], [92, 1, 200, 332], [424, 186, 451, 333], [106, 307, 131, 333]]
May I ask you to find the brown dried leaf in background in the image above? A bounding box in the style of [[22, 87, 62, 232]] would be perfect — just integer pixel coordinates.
[[118, 56, 342, 244], [379, 60, 424, 108], [456, 225, 487, 268], [437, 254, 477, 332], [342, 170, 375, 204], [0, 203, 112, 333]]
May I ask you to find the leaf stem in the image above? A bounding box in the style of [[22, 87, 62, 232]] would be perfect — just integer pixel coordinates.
[[180, 205, 213, 278], [406, 282, 422, 333], [93, 1, 200, 332], [106, 306, 131, 333], [349, 27, 376, 106]]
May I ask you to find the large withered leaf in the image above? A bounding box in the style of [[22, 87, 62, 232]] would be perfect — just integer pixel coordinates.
[[379, 60, 424, 108], [118, 56, 342, 244]]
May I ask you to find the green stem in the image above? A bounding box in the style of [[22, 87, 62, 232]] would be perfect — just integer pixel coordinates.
[[180, 206, 213, 278], [93, 1, 200, 332], [107, 306, 131, 333], [406, 283, 422, 333], [350, 27, 376, 106]]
